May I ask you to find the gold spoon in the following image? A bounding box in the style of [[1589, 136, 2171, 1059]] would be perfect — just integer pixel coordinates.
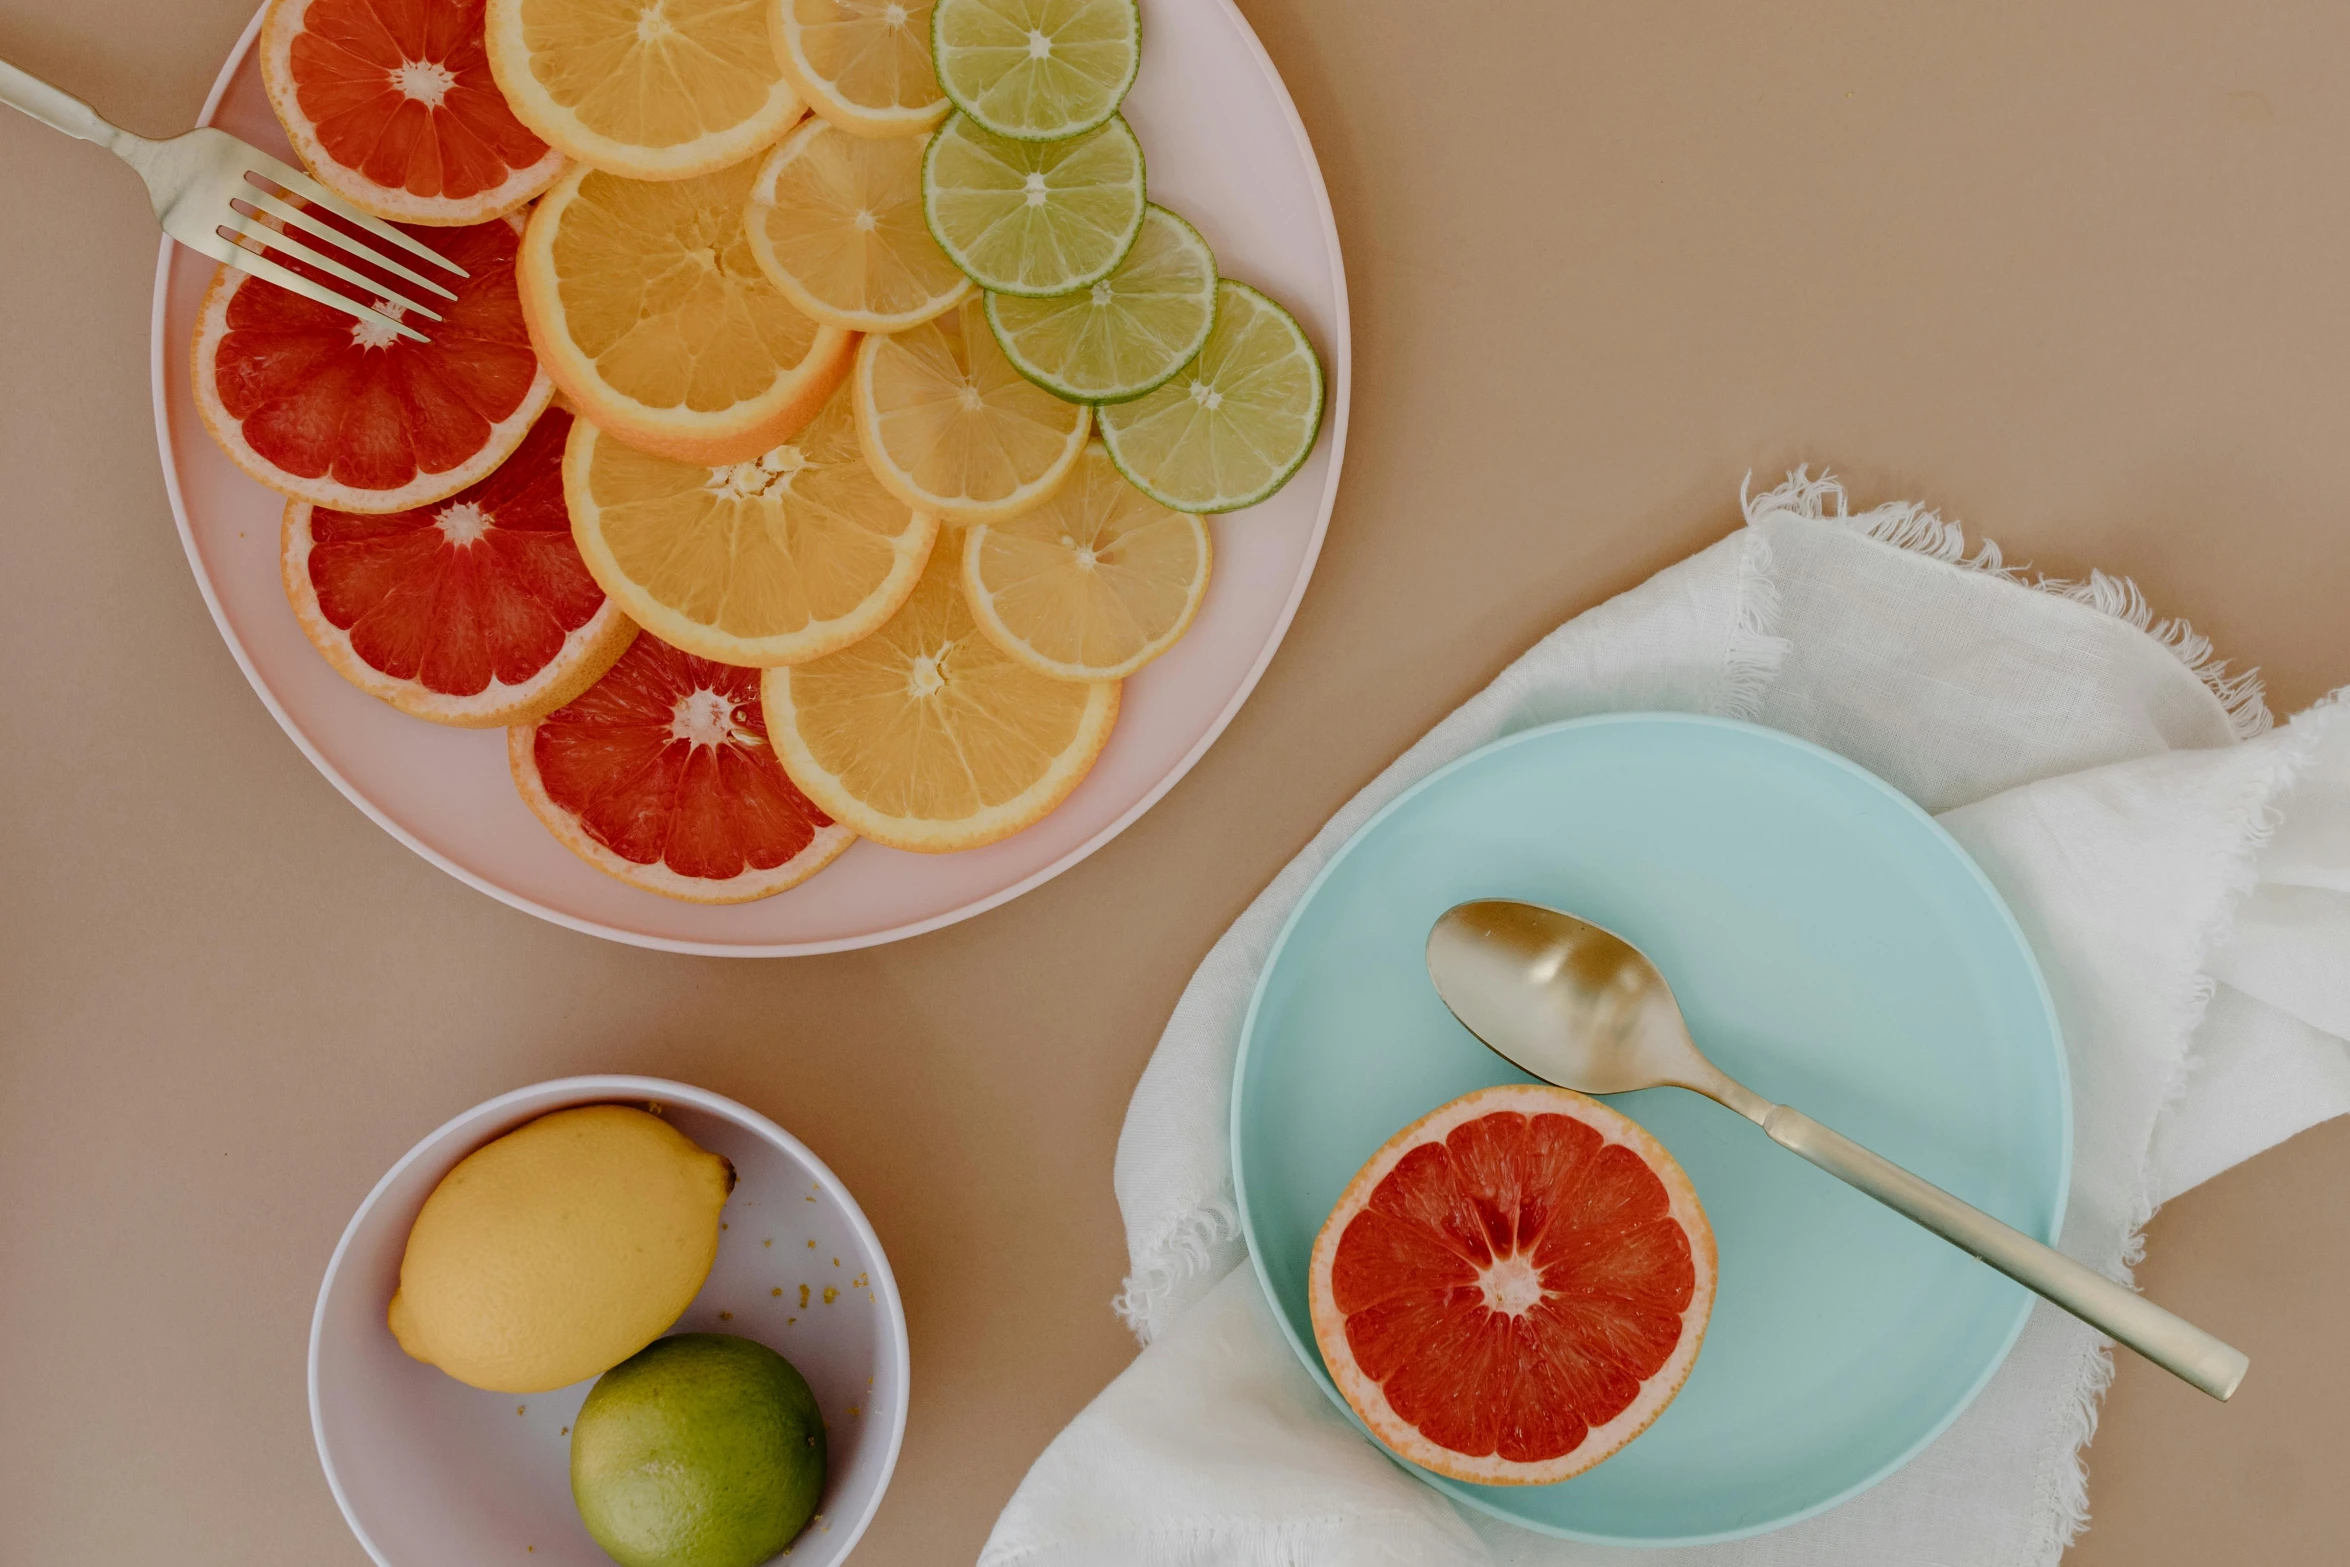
[[1425, 898, 2248, 1401]]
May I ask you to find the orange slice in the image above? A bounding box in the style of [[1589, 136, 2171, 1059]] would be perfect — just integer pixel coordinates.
[[484, 0, 803, 180], [518, 158, 857, 465], [563, 379, 936, 665]]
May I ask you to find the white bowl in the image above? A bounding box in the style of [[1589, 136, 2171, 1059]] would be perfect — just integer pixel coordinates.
[[310, 1077, 910, 1566]]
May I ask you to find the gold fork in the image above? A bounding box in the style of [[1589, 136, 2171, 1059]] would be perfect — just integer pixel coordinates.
[[1, 53, 462, 343]]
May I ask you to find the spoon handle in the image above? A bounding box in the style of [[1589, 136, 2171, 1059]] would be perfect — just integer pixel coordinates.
[[1762, 1105, 2249, 1401]]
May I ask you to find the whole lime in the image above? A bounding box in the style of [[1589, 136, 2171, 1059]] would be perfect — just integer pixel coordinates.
[[570, 1334, 827, 1567]]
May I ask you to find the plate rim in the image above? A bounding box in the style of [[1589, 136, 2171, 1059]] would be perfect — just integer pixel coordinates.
[[149, 0, 1351, 958], [1229, 710, 2072, 1546], [306, 1072, 912, 1567]]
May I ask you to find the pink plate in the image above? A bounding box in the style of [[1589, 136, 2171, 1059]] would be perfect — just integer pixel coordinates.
[[152, 2, 1349, 956]]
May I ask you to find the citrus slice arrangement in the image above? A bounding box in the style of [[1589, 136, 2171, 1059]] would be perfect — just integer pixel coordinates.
[[1309, 1084, 1717, 1486], [181, 0, 1336, 925]]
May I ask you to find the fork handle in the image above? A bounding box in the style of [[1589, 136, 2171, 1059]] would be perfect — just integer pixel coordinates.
[[0, 56, 129, 147], [1763, 1104, 2250, 1401]]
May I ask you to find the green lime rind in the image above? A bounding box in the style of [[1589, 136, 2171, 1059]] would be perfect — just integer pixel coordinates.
[[984, 205, 1217, 404], [922, 112, 1147, 298], [1099, 280, 1324, 514], [571, 1334, 827, 1567], [931, 0, 1142, 142]]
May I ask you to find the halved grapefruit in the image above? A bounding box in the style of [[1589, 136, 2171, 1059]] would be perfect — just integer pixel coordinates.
[[193, 215, 554, 513], [283, 405, 637, 726], [1308, 1084, 1715, 1487], [511, 636, 856, 903], [259, 0, 567, 225]]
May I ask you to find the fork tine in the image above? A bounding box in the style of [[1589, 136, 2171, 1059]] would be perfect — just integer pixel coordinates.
[[241, 150, 469, 278], [224, 205, 446, 324], [238, 187, 459, 303], [184, 228, 430, 345]]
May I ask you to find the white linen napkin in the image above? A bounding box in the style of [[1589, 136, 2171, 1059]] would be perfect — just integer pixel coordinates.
[[981, 473, 2350, 1567]]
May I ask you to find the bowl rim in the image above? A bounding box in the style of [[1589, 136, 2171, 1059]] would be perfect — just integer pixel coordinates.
[[307, 1074, 912, 1567]]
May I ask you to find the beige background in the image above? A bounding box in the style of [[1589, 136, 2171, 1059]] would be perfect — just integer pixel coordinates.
[[1, 0, 2344, 1562]]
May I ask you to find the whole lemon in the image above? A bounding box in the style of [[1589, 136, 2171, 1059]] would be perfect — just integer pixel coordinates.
[[571, 1334, 827, 1567], [387, 1104, 733, 1392]]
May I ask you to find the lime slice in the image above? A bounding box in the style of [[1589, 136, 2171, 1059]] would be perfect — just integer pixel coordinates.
[[1098, 281, 1324, 513], [931, 0, 1141, 141], [922, 112, 1145, 297], [984, 205, 1216, 403]]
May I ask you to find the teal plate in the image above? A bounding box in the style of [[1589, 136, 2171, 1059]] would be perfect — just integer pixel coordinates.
[[1232, 714, 2068, 1545]]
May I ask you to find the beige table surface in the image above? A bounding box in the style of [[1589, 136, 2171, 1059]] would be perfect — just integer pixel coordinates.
[[3, 1, 2346, 1562]]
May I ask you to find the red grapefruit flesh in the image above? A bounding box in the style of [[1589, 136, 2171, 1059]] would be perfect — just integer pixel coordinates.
[[283, 405, 636, 727], [193, 214, 553, 513], [1308, 1084, 1716, 1486], [511, 637, 857, 904], [260, 0, 566, 224]]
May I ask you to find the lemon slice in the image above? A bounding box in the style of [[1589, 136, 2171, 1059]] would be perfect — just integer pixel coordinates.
[[774, 0, 950, 137], [986, 205, 1216, 403], [963, 441, 1209, 680], [853, 295, 1091, 524], [931, 0, 1140, 141], [521, 159, 857, 466], [564, 380, 937, 665], [763, 544, 1118, 850], [922, 112, 1144, 296], [747, 119, 971, 332], [486, 0, 804, 180], [1098, 280, 1324, 513]]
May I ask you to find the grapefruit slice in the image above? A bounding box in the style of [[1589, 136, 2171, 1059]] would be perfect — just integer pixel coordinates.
[[1308, 1084, 1715, 1487], [283, 405, 637, 726], [511, 636, 855, 903], [192, 215, 554, 513], [259, 0, 567, 225]]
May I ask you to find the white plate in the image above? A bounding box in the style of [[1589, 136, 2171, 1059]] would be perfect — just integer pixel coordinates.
[[310, 1076, 910, 1567], [152, 2, 1349, 955]]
